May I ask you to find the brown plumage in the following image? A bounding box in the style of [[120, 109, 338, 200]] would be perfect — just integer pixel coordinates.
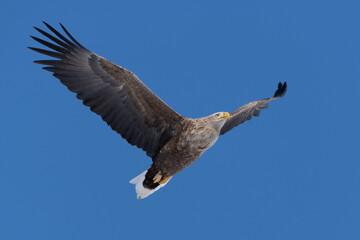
[[29, 22, 287, 199]]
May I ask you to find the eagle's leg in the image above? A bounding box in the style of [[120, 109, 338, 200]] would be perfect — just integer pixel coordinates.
[[153, 172, 162, 183], [153, 172, 172, 184], [159, 176, 172, 184]]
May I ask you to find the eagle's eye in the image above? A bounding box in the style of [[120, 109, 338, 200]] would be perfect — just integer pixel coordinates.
[[215, 113, 220, 117]]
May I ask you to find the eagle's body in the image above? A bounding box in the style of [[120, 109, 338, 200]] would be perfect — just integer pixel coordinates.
[[153, 116, 224, 177], [30, 22, 287, 199]]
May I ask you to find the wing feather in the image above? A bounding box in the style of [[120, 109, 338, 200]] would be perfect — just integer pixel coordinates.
[[29, 22, 183, 158], [220, 82, 287, 135]]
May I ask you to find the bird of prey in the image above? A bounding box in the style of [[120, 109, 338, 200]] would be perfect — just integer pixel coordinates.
[[29, 22, 287, 199]]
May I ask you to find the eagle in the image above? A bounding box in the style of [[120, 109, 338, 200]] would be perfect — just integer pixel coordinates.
[[29, 22, 287, 199]]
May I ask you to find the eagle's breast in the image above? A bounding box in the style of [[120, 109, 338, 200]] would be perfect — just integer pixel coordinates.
[[183, 119, 219, 151]]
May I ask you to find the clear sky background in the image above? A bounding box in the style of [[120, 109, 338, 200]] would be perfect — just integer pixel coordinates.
[[1, 0, 359, 239]]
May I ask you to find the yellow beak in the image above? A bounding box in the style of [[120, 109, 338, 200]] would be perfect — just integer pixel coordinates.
[[219, 112, 230, 120]]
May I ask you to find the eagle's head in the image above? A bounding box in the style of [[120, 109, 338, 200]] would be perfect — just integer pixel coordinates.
[[213, 112, 230, 121], [207, 112, 230, 131]]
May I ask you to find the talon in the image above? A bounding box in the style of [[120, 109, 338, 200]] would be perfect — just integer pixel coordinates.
[[159, 176, 172, 184], [153, 172, 162, 183]]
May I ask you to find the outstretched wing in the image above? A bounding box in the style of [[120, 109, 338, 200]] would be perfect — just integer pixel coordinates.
[[220, 82, 287, 135], [29, 22, 184, 158]]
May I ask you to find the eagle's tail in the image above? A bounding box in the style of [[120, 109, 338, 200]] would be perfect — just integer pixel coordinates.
[[129, 170, 171, 199]]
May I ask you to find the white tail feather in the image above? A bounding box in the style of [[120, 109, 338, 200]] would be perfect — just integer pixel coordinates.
[[129, 170, 171, 199]]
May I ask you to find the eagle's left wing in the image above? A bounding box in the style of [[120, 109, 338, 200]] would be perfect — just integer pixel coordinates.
[[220, 82, 287, 135]]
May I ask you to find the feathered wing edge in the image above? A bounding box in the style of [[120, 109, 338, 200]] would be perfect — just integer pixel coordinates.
[[29, 22, 183, 158], [220, 82, 287, 135]]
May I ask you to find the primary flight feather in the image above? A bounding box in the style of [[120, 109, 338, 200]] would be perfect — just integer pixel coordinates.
[[29, 22, 287, 199]]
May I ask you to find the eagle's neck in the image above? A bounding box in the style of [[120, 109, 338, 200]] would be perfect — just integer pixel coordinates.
[[182, 118, 222, 150]]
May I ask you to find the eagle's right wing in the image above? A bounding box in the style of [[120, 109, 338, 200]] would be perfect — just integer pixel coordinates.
[[29, 22, 184, 158]]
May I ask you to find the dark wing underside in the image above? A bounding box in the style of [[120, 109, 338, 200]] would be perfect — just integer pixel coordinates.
[[220, 82, 287, 135], [29, 22, 183, 158]]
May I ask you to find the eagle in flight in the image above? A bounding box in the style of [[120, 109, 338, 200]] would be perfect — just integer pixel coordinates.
[[29, 22, 287, 199]]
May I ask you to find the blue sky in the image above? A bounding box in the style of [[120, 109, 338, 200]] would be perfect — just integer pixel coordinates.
[[1, 0, 360, 239]]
